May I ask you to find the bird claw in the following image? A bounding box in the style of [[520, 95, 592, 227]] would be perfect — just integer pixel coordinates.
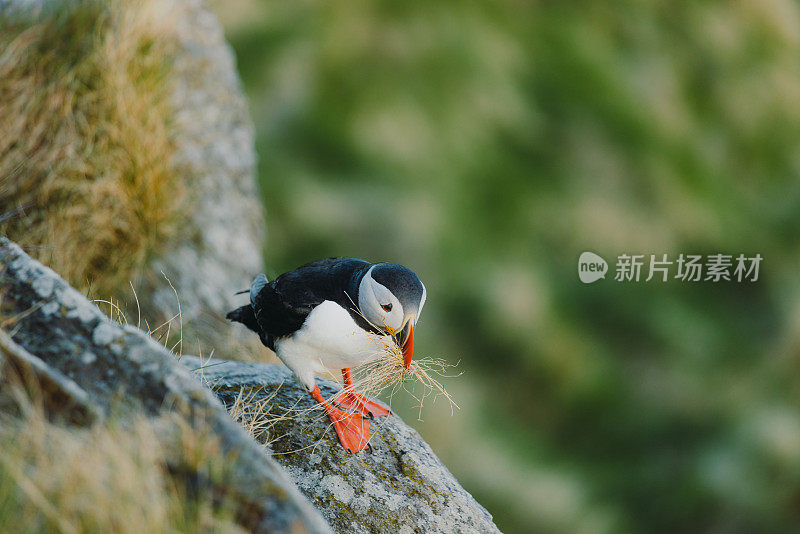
[[336, 391, 391, 418], [328, 409, 371, 453], [335, 401, 373, 420], [310, 386, 372, 452]]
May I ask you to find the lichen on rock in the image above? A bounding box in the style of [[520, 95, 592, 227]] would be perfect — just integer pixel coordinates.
[[180, 356, 501, 534]]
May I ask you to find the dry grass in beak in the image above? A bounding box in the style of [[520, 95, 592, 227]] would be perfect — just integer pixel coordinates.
[[334, 300, 462, 420], [351, 336, 461, 421]]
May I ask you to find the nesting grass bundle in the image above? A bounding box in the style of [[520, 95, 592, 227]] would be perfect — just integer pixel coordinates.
[[347, 336, 462, 420], [0, 0, 185, 299]]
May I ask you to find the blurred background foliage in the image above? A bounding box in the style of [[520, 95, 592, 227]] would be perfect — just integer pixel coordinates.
[[214, 1, 800, 532]]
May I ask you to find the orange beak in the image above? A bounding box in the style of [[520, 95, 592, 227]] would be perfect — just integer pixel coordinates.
[[402, 323, 414, 369]]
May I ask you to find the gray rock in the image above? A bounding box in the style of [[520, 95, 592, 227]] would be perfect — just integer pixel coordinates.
[[138, 0, 265, 358], [0, 328, 101, 426], [0, 237, 330, 534], [180, 355, 501, 534]]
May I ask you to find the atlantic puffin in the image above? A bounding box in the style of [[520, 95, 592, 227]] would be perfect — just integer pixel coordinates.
[[226, 257, 425, 453]]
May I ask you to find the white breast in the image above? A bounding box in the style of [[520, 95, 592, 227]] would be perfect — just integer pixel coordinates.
[[273, 300, 390, 390]]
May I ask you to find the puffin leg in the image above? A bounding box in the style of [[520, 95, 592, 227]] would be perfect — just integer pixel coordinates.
[[335, 368, 392, 418], [309, 386, 370, 453]]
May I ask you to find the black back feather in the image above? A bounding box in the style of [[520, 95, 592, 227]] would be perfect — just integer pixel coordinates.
[[227, 257, 380, 350]]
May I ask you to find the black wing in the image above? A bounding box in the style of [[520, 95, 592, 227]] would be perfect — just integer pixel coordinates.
[[251, 257, 373, 346], [249, 284, 307, 350]]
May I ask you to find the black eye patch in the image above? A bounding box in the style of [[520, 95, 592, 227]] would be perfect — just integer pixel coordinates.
[[381, 303, 393, 312]]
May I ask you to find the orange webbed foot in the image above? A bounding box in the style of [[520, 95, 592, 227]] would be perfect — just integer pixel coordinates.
[[327, 406, 371, 453], [310, 386, 371, 452]]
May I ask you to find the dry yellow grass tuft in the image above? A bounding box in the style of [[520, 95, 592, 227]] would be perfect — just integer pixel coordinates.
[[0, 393, 245, 534], [0, 0, 185, 299], [225, 384, 310, 447]]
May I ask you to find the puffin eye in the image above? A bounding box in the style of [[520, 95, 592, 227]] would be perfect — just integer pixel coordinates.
[[381, 303, 392, 312]]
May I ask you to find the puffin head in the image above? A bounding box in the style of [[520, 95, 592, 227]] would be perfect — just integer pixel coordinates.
[[358, 262, 426, 368]]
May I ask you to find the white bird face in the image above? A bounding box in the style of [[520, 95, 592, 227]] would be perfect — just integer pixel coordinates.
[[358, 264, 426, 330], [358, 267, 405, 332], [358, 262, 425, 368]]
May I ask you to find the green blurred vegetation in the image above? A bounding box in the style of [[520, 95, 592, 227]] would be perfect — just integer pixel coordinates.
[[216, 1, 800, 532]]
